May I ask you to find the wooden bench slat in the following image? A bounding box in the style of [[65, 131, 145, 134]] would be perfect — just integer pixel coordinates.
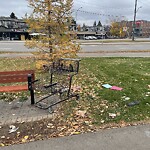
[[0, 70, 34, 75], [0, 74, 29, 83], [0, 85, 28, 92], [0, 70, 35, 92]]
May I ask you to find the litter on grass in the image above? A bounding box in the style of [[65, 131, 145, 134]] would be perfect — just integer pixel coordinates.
[[122, 96, 130, 101], [109, 113, 117, 118], [9, 125, 19, 133], [102, 84, 112, 89], [102, 84, 123, 91], [111, 86, 123, 91], [127, 100, 140, 107]]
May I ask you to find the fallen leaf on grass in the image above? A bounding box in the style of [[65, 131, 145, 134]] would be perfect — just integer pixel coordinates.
[[0, 143, 5, 147], [47, 123, 55, 129], [101, 120, 105, 123], [21, 136, 29, 143], [70, 131, 81, 135], [72, 86, 82, 92], [122, 96, 130, 101], [75, 110, 86, 117], [1, 136, 5, 139]]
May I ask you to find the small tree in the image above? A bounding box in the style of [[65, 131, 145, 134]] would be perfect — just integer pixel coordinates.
[[25, 0, 79, 69], [110, 22, 120, 37]]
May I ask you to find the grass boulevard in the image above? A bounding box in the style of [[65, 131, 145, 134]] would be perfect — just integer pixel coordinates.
[[0, 57, 150, 146]]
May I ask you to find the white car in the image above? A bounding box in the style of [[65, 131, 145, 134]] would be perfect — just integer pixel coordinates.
[[84, 36, 97, 40], [84, 36, 90, 40], [90, 36, 97, 40]]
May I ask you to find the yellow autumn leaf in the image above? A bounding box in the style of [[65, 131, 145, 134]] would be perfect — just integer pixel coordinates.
[[24, 136, 29, 140], [0, 143, 5, 147], [22, 135, 29, 143], [71, 131, 81, 135]]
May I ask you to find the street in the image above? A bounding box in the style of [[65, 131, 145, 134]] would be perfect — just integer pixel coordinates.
[[80, 42, 150, 52], [0, 41, 36, 52], [0, 41, 150, 57]]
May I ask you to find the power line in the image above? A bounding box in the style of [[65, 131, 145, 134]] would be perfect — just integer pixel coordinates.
[[72, 9, 126, 18], [74, 0, 133, 11], [138, 0, 150, 7]]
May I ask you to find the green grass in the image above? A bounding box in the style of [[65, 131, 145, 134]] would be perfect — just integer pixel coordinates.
[[0, 57, 150, 125], [0, 57, 35, 71], [76, 58, 150, 124]]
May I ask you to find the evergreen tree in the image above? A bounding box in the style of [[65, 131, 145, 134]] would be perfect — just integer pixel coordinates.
[[93, 21, 96, 27], [71, 18, 76, 25], [97, 21, 102, 27], [25, 0, 79, 68], [10, 12, 17, 19], [82, 23, 86, 28]]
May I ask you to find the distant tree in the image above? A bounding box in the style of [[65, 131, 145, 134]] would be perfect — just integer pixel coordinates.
[[71, 18, 76, 25], [82, 23, 86, 27], [110, 22, 120, 37], [82, 23, 87, 31], [10, 12, 17, 19], [93, 21, 96, 27], [97, 21, 102, 27], [69, 18, 76, 31], [77, 25, 81, 31]]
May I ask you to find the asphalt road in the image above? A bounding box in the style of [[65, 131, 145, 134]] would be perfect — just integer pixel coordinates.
[[0, 41, 150, 57], [1, 124, 150, 150], [0, 41, 36, 52], [80, 42, 150, 53]]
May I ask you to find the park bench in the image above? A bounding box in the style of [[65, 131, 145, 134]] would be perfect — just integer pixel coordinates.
[[0, 70, 35, 93]]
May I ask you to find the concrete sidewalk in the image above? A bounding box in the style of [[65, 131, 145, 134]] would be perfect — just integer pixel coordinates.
[[1, 124, 150, 150], [0, 97, 57, 125], [78, 52, 150, 57], [1, 51, 150, 58], [0, 53, 34, 58]]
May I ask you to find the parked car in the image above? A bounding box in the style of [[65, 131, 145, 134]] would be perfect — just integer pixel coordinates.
[[84, 36, 97, 40], [91, 36, 97, 40], [84, 36, 90, 40]]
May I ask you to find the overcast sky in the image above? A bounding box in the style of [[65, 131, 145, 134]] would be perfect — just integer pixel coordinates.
[[0, 0, 150, 26]]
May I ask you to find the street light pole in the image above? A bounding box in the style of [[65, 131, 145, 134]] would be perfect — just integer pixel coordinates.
[[132, 0, 138, 41], [75, 7, 82, 31]]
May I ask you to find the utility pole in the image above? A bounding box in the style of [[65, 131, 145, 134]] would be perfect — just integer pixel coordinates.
[[132, 0, 138, 41], [75, 7, 82, 31]]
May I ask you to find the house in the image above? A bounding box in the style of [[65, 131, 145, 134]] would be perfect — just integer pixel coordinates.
[[77, 25, 108, 39], [0, 17, 29, 40]]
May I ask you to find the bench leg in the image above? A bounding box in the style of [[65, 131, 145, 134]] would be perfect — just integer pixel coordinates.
[[30, 89, 35, 105], [28, 74, 35, 105]]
